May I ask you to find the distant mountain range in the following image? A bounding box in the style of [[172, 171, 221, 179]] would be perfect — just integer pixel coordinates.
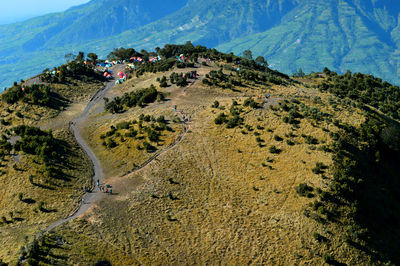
[[1, 0, 400, 88]]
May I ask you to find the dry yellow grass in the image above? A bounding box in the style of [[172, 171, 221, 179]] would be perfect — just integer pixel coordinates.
[[81, 111, 184, 178], [41, 67, 369, 265], [0, 78, 104, 263]]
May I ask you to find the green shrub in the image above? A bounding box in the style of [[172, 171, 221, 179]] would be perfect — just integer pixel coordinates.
[[313, 232, 327, 243], [226, 115, 243, 128], [214, 113, 227, 125], [286, 139, 295, 146], [322, 253, 334, 264], [295, 183, 314, 197], [312, 162, 328, 174], [116, 121, 130, 130], [143, 141, 155, 152], [147, 129, 160, 142], [105, 85, 162, 113], [106, 139, 117, 149], [269, 145, 281, 154], [211, 100, 220, 108], [303, 134, 319, 144]]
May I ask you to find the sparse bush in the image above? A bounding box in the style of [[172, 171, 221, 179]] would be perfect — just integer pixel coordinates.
[[286, 139, 295, 146], [322, 253, 334, 264], [269, 145, 281, 154], [243, 97, 258, 108], [312, 162, 328, 174], [245, 125, 253, 131], [106, 139, 117, 149], [295, 183, 314, 197], [143, 141, 155, 152], [211, 100, 220, 108], [313, 232, 327, 243], [38, 201, 44, 211], [303, 134, 319, 144], [214, 113, 227, 125], [15, 111, 23, 118], [226, 115, 243, 128], [116, 121, 130, 130]]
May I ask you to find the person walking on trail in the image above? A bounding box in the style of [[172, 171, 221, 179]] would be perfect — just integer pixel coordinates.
[[97, 179, 100, 187], [109, 188, 112, 195]]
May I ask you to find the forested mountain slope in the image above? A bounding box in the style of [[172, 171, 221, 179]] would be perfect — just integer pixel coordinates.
[[1, 0, 400, 87]]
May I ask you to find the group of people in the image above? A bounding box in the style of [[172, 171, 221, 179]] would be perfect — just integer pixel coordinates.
[[174, 105, 192, 124], [83, 186, 92, 193], [82, 180, 113, 195], [97, 179, 113, 194]]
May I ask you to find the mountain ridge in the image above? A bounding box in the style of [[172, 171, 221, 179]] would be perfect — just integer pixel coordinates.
[[1, 0, 400, 88], [0, 43, 399, 264]]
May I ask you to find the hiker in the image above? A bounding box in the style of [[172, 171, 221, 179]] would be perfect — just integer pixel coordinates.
[[82, 198, 85, 204], [109, 188, 112, 194], [189, 115, 191, 121], [97, 179, 100, 187], [106, 188, 109, 193]]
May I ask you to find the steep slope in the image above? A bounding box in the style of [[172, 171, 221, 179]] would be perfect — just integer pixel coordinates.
[[0, 0, 188, 52], [217, 0, 400, 83], [2, 0, 400, 88], [0, 0, 300, 88], [0, 0, 189, 87]]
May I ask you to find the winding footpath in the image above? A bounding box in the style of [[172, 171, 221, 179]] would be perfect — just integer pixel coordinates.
[[38, 65, 191, 237], [38, 68, 122, 235]]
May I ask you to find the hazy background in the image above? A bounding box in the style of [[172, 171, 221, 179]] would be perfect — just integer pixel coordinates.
[[0, 0, 90, 24]]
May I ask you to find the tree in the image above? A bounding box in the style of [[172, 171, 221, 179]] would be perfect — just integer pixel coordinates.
[[87, 53, 98, 62], [381, 125, 400, 151], [75, 51, 85, 62], [294, 68, 305, 77], [255, 56, 267, 66], [243, 50, 253, 60], [65, 53, 75, 63]]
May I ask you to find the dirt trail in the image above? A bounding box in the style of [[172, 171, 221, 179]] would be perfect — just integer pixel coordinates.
[[38, 65, 124, 234], [37, 65, 192, 236]]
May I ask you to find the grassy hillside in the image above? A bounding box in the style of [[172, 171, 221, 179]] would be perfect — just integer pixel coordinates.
[[7, 44, 399, 265], [0, 59, 109, 263]]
